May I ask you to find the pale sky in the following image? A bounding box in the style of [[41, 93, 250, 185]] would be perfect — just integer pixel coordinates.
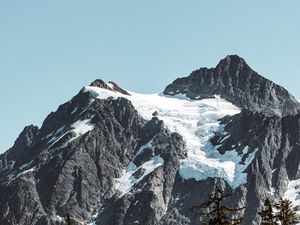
[[1, 1, 300, 153]]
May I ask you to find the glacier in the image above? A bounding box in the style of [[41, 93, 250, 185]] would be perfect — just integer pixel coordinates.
[[84, 83, 257, 189]]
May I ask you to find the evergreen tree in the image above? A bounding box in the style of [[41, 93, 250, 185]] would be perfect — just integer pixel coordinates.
[[275, 198, 298, 225], [66, 212, 74, 225], [191, 188, 245, 225], [258, 198, 278, 225]]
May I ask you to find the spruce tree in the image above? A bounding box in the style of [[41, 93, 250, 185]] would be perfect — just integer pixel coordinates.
[[275, 198, 298, 225], [258, 198, 278, 225], [66, 212, 74, 225], [191, 188, 245, 225]]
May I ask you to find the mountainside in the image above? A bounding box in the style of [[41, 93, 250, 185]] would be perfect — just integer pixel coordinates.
[[1, 55, 300, 225]]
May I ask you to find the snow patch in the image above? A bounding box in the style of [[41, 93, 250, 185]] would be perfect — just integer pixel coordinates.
[[87, 213, 99, 225], [87, 221, 96, 225], [284, 179, 300, 217], [46, 126, 66, 141], [15, 166, 37, 178], [68, 118, 95, 143], [107, 82, 114, 89], [84, 86, 121, 99], [115, 155, 164, 196], [180, 146, 257, 188], [267, 187, 276, 197], [19, 160, 33, 170], [46, 118, 95, 149], [220, 134, 230, 143], [53, 215, 64, 222], [133, 139, 153, 159], [48, 131, 70, 149], [7, 162, 37, 182], [71, 107, 78, 114]]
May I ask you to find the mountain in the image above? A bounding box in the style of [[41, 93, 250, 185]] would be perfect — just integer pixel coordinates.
[[1, 55, 300, 225]]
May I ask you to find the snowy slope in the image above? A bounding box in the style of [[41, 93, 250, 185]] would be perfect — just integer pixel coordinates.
[[284, 179, 300, 222], [84, 83, 257, 189]]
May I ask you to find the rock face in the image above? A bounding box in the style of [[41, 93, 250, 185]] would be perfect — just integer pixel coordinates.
[[1, 56, 300, 225], [164, 55, 300, 117], [212, 110, 300, 224], [0, 87, 185, 225]]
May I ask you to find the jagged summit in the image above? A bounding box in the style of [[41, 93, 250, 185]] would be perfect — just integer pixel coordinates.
[[216, 54, 247, 68], [90, 79, 112, 89], [90, 79, 131, 95], [1, 125, 39, 163], [164, 55, 300, 117]]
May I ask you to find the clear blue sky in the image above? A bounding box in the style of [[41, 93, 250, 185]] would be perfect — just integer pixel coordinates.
[[1, 1, 300, 153]]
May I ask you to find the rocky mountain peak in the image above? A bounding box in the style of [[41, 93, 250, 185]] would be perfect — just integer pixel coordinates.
[[217, 54, 246, 65], [14, 125, 39, 148], [90, 79, 111, 89], [215, 54, 248, 72], [164, 55, 300, 117], [8, 125, 39, 154], [90, 79, 131, 96], [0, 125, 39, 173]]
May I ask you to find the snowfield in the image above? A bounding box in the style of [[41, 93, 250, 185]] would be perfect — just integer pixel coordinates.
[[115, 155, 164, 196], [284, 179, 300, 219], [68, 118, 95, 143], [46, 118, 95, 149], [84, 83, 258, 190]]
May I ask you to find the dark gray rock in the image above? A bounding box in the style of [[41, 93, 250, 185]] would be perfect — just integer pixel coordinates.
[[108, 81, 131, 96], [0, 125, 39, 176], [0, 89, 186, 225], [152, 111, 158, 117], [164, 55, 300, 117], [97, 132, 186, 225], [90, 79, 131, 96], [90, 79, 113, 90]]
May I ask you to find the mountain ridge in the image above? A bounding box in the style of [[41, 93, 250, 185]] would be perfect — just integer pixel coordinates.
[[164, 55, 300, 117], [1, 55, 300, 225]]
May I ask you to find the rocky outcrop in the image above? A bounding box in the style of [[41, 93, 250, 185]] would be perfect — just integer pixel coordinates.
[[108, 81, 131, 96], [0, 125, 39, 174], [90, 79, 131, 96], [164, 55, 300, 117], [97, 132, 185, 225]]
